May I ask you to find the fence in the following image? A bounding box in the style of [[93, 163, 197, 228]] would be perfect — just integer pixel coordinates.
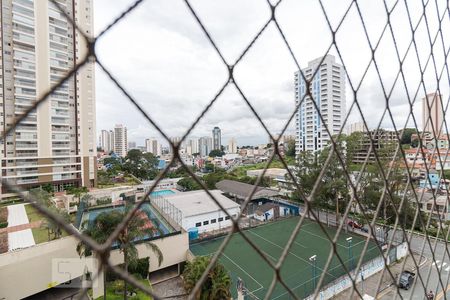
[[1, 0, 450, 299], [150, 196, 183, 232], [305, 242, 408, 300]]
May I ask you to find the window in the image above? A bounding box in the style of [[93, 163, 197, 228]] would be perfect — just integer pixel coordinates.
[[203, 221, 209, 225], [195, 222, 201, 227], [211, 219, 216, 224], [225, 216, 230, 220], [218, 217, 224, 222]]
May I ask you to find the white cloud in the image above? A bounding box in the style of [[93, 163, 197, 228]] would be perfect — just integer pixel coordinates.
[[93, 0, 450, 146]]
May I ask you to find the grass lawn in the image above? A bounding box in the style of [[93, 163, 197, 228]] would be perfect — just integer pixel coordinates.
[[230, 157, 295, 178], [25, 204, 69, 244], [25, 204, 46, 223], [94, 279, 153, 300]]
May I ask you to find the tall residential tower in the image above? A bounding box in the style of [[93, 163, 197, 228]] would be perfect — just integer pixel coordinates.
[[113, 124, 127, 157], [295, 55, 345, 153], [212, 126, 221, 150], [0, 0, 96, 194]]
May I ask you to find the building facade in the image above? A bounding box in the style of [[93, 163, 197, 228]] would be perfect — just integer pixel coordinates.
[[0, 0, 96, 194], [199, 136, 212, 157], [185, 138, 199, 155], [113, 124, 127, 157], [295, 55, 346, 153], [422, 93, 443, 135], [145, 138, 161, 156], [212, 126, 221, 150], [99, 129, 114, 153], [350, 129, 398, 164], [228, 137, 237, 154]]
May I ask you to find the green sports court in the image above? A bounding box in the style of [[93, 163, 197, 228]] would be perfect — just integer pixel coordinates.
[[190, 217, 380, 299]]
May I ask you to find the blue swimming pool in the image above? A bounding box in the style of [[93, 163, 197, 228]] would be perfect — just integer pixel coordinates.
[[81, 203, 174, 237], [150, 189, 176, 197]]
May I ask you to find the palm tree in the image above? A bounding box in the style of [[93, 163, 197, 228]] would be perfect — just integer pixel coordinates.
[[183, 256, 231, 300], [77, 204, 163, 299]]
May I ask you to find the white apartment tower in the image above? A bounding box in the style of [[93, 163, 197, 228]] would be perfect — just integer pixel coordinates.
[[185, 138, 199, 155], [145, 138, 161, 156], [114, 124, 127, 157], [0, 0, 96, 194], [295, 55, 345, 153], [99, 129, 114, 153]]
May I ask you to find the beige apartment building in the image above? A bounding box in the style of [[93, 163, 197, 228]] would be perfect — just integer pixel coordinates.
[[422, 92, 444, 135], [0, 0, 96, 195]]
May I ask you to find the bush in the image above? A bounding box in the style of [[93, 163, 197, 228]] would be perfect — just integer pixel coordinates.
[[106, 257, 149, 282], [96, 197, 112, 206], [0, 222, 8, 228]]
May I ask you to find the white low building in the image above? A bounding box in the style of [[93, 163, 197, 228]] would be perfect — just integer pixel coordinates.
[[166, 190, 240, 233]]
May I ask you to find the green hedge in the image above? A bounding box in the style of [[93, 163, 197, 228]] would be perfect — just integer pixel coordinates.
[[0, 222, 8, 228]]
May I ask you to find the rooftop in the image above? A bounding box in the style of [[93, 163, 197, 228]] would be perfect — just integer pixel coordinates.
[[216, 179, 279, 199], [166, 190, 240, 218]]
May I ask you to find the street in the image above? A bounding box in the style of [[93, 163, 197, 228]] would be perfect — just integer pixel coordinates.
[[299, 207, 450, 299]]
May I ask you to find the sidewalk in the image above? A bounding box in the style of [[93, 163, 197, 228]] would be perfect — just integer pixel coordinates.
[[335, 253, 426, 299]]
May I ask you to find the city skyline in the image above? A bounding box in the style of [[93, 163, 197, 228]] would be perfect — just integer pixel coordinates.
[[93, 0, 449, 146]]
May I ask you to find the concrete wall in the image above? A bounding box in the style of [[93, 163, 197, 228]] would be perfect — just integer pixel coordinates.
[[183, 207, 241, 233], [0, 232, 188, 300], [304, 242, 408, 300]]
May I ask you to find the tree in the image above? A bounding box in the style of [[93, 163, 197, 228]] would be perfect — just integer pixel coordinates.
[[77, 206, 163, 299], [177, 177, 202, 191], [103, 156, 123, 175], [123, 149, 159, 180], [292, 141, 349, 221], [41, 183, 54, 195], [204, 163, 215, 173], [286, 139, 296, 157], [208, 149, 225, 157], [400, 128, 417, 145], [183, 256, 231, 300], [97, 170, 113, 186], [29, 188, 70, 241]]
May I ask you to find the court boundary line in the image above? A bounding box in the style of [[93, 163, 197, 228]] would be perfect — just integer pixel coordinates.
[[221, 253, 264, 298], [300, 226, 367, 249], [271, 243, 382, 299], [248, 228, 381, 299]]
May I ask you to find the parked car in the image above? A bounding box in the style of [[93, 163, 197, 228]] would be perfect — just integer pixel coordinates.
[[398, 270, 415, 290], [348, 220, 363, 229]]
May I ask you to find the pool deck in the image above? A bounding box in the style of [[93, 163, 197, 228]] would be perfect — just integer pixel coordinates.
[[79, 202, 177, 238]]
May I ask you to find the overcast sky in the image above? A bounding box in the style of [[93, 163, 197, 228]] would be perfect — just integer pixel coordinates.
[[92, 0, 449, 146]]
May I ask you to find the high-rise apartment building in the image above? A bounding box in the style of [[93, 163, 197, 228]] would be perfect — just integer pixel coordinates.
[[145, 138, 161, 156], [422, 93, 443, 135], [0, 0, 96, 193], [212, 126, 221, 150], [185, 138, 199, 155], [228, 138, 237, 154], [295, 55, 346, 153], [114, 124, 127, 157], [199, 136, 212, 157], [128, 141, 136, 150], [99, 130, 107, 152]]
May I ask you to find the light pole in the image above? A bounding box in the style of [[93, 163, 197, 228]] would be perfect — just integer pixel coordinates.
[[309, 255, 317, 290], [347, 237, 353, 270]]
